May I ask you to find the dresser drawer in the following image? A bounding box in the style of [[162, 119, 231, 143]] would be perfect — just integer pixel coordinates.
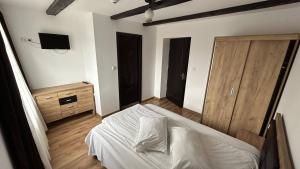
[[77, 87, 93, 95], [77, 92, 93, 100], [77, 103, 94, 113], [61, 108, 78, 118], [38, 101, 60, 111], [37, 100, 61, 124], [58, 90, 76, 98], [77, 86, 94, 105], [36, 93, 58, 103], [78, 100, 93, 108], [41, 110, 62, 123], [61, 102, 78, 118], [61, 102, 77, 112], [78, 97, 94, 104]]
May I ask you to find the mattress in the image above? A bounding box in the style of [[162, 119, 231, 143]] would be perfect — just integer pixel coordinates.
[[85, 104, 260, 169]]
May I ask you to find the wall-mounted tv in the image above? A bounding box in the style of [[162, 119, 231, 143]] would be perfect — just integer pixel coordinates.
[[39, 33, 70, 49]]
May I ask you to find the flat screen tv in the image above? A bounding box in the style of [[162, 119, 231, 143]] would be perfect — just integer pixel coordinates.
[[39, 33, 70, 49]]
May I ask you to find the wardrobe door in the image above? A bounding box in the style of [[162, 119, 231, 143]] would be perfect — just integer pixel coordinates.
[[202, 40, 250, 133], [229, 40, 289, 136]]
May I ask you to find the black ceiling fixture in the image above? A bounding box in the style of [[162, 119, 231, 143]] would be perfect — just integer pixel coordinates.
[[46, 0, 75, 16], [110, 0, 191, 20], [143, 0, 300, 26]]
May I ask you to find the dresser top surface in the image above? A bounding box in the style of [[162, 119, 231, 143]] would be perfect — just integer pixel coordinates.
[[32, 82, 93, 96]]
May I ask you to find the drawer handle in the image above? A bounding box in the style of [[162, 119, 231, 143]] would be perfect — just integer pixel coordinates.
[[45, 96, 53, 99], [67, 106, 74, 108], [66, 99, 72, 102]]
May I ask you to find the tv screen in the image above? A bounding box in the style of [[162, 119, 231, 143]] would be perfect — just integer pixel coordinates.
[[39, 33, 70, 49]]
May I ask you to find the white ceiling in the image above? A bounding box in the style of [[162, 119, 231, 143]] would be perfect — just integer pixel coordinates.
[[0, 0, 269, 23]]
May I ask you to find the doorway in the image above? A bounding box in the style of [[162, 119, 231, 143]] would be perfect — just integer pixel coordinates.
[[166, 37, 191, 107], [116, 32, 142, 109]]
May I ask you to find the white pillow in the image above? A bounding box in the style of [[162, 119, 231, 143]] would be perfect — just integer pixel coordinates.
[[170, 127, 211, 169], [134, 116, 168, 153]]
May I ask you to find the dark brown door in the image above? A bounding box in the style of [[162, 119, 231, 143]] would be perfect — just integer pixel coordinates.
[[166, 37, 191, 107], [116, 32, 142, 109]]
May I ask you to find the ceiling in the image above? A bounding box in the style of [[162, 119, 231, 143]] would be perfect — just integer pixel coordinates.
[[0, 0, 269, 23]]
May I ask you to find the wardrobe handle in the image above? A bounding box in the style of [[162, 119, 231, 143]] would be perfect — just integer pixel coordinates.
[[230, 87, 235, 96]]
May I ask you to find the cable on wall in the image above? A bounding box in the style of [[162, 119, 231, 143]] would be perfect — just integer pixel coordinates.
[[20, 37, 40, 49], [20, 37, 69, 54]]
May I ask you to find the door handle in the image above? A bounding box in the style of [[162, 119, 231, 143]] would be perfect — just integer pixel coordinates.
[[180, 73, 186, 80]]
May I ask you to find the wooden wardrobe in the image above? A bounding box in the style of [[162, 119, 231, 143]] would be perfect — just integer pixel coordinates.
[[202, 34, 299, 136]]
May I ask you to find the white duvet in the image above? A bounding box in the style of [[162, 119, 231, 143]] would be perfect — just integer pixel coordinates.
[[85, 104, 260, 169]]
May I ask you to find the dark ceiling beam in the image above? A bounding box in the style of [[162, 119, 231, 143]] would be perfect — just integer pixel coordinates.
[[143, 0, 300, 26], [46, 0, 75, 16], [111, 0, 191, 20]]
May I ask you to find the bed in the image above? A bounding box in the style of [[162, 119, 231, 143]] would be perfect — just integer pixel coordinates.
[[85, 104, 293, 169]]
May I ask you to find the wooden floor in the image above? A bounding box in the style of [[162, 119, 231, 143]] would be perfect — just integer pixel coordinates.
[[47, 113, 103, 169], [47, 97, 201, 169], [142, 97, 202, 122]]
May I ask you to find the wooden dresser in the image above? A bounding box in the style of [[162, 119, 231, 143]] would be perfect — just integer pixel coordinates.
[[32, 82, 95, 124]]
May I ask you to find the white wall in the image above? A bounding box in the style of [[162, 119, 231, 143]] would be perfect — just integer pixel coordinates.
[[92, 13, 156, 115], [81, 13, 102, 114], [277, 50, 300, 169], [142, 26, 157, 101], [159, 39, 170, 97], [154, 6, 300, 113], [1, 5, 89, 89], [0, 131, 13, 169], [0, 5, 102, 114]]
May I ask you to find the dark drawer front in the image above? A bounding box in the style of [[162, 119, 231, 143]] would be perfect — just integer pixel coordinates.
[[59, 95, 77, 105]]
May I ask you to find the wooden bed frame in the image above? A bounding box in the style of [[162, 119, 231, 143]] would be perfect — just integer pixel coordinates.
[[231, 113, 293, 169], [275, 113, 294, 169]]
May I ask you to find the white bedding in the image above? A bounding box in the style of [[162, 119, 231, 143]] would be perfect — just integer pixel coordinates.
[[85, 104, 260, 169]]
